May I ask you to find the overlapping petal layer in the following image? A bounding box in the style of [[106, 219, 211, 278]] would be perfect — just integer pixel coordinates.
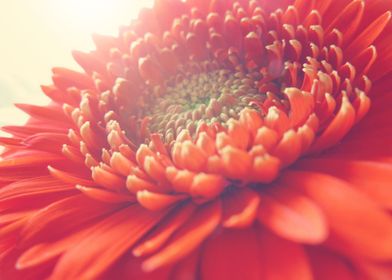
[[1, 0, 392, 279]]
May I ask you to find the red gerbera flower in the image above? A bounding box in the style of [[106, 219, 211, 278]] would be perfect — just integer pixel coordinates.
[[1, 0, 392, 279]]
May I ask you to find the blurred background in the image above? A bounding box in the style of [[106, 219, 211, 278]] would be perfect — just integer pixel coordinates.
[[0, 0, 153, 128]]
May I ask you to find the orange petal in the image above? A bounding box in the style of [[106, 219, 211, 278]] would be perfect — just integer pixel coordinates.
[[165, 167, 194, 194], [190, 173, 226, 198], [346, 11, 391, 58], [17, 228, 89, 269], [50, 205, 168, 280], [285, 88, 314, 127], [126, 174, 161, 193], [296, 159, 392, 209], [310, 94, 355, 152], [196, 132, 216, 156], [264, 106, 290, 135], [20, 195, 116, 243], [272, 129, 302, 165], [15, 103, 68, 123], [220, 146, 252, 179], [282, 171, 392, 260], [180, 141, 208, 172], [142, 199, 222, 272], [52, 67, 94, 89], [133, 203, 195, 257], [72, 50, 106, 74], [257, 187, 328, 244], [227, 119, 250, 150], [109, 152, 135, 176], [254, 126, 279, 150], [136, 190, 186, 211], [250, 154, 280, 183], [351, 45, 377, 75], [222, 189, 260, 228], [353, 90, 370, 123], [91, 166, 125, 191], [239, 108, 264, 138], [143, 155, 167, 183], [0, 150, 63, 168], [48, 166, 95, 187], [76, 185, 135, 204], [325, 0, 364, 43]]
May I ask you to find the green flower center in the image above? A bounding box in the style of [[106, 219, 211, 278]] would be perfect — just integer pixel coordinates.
[[144, 68, 266, 142]]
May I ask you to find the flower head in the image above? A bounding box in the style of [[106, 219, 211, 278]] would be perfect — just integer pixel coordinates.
[[1, 0, 392, 279]]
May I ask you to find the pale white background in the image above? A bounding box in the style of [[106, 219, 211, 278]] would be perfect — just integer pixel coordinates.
[[0, 0, 153, 127]]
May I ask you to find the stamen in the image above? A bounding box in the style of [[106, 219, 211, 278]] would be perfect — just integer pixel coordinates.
[[140, 68, 272, 142]]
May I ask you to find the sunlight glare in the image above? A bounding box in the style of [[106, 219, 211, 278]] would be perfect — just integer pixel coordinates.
[[47, 0, 151, 35], [0, 0, 153, 135]]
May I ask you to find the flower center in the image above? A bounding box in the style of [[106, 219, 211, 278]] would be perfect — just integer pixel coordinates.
[[143, 68, 277, 143]]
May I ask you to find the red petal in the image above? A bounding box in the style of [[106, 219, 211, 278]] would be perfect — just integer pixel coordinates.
[[310, 94, 355, 152], [351, 46, 377, 75], [91, 166, 125, 191], [14, 104, 69, 123], [220, 146, 252, 179], [76, 185, 135, 203], [222, 188, 260, 228], [170, 248, 201, 280], [201, 228, 263, 280], [190, 173, 226, 198], [258, 187, 328, 244], [257, 227, 313, 280], [0, 176, 74, 209], [20, 195, 117, 243], [281, 171, 392, 260], [133, 203, 196, 257], [143, 199, 222, 272], [48, 166, 95, 187], [49, 205, 168, 280], [136, 190, 186, 211], [0, 150, 63, 168], [355, 261, 392, 280], [325, 0, 364, 44], [72, 50, 106, 74], [346, 11, 391, 59], [17, 228, 89, 269], [307, 247, 359, 280], [296, 159, 392, 209], [52, 67, 95, 89]]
